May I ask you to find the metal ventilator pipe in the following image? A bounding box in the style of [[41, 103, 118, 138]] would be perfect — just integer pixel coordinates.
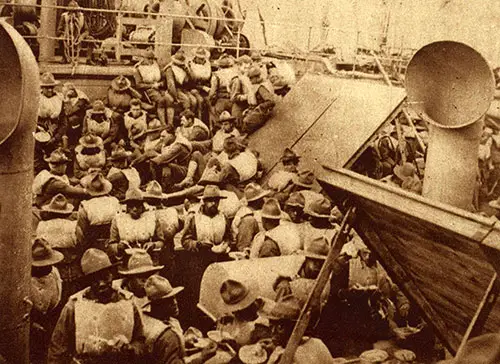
[[0, 20, 39, 363], [406, 41, 495, 210]]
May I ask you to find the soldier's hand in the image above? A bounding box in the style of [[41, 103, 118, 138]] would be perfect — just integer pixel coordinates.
[[143, 242, 156, 252]]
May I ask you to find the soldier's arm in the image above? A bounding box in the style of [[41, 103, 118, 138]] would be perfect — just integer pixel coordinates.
[[75, 205, 90, 250], [47, 300, 76, 364], [235, 215, 259, 252], [179, 213, 198, 251], [207, 74, 218, 101], [165, 67, 178, 100]]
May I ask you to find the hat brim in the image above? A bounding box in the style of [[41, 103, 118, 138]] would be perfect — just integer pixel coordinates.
[[260, 212, 282, 220], [246, 190, 271, 202], [87, 180, 113, 197], [304, 210, 330, 219], [131, 132, 146, 141], [44, 157, 69, 164], [292, 176, 314, 189], [84, 261, 120, 276], [108, 152, 132, 161], [119, 264, 164, 276], [41, 204, 74, 215], [122, 197, 145, 204], [144, 192, 169, 200], [220, 116, 237, 123], [489, 200, 500, 210], [32, 250, 64, 267], [198, 195, 228, 200], [142, 286, 185, 307], [222, 291, 258, 313], [40, 81, 60, 87], [34, 131, 51, 143]]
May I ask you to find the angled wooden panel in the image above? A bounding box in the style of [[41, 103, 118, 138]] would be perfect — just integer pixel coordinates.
[[249, 73, 339, 173], [318, 167, 500, 353]]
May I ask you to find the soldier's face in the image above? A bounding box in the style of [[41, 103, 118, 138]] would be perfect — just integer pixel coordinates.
[[41, 86, 55, 97], [90, 270, 114, 302], [203, 199, 220, 217], [222, 121, 232, 132], [284, 205, 303, 223], [130, 105, 142, 117], [127, 201, 145, 219], [180, 116, 193, 127], [129, 273, 151, 298], [239, 63, 250, 75]]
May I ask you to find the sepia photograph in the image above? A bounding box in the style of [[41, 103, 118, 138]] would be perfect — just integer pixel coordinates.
[[0, 0, 499, 362]]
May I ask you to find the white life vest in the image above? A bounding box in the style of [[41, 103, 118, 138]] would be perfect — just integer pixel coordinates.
[[155, 207, 180, 232], [38, 92, 63, 119], [75, 149, 106, 172], [107, 167, 141, 189], [115, 210, 157, 244], [178, 118, 210, 141], [249, 224, 301, 258], [188, 60, 212, 82], [280, 220, 307, 250], [33, 170, 70, 196], [36, 219, 77, 249], [267, 170, 295, 192], [163, 134, 193, 155], [218, 190, 241, 219], [137, 63, 162, 84], [74, 289, 135, 355], [169, 64, 188, 86], [81, 196, 121, 226], [212, 128, 240, 154], [30, 267, 62, 315], [238, 75, 257, 105], [194, 212, 226, 245], [142, 313, 169, 351], [227, 151, 259, 182], [86, 115, 111, 138], [303, 224, 337, 251], [215, 68, 238, 91], [124, 111, 148, 136]]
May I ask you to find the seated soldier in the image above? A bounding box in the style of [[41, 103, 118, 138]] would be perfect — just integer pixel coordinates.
[[123, 98, 149, 140], [107, 75, 143, 115], [38, 73, 65, 152], [73, 134, 106, 179], [266, 148, 300, 197], [230, 55, 253, 120], [62, 82, 90, 149], [211, 111, 240, 155], [106, 142, 141, 200], [176, 109, 211, 154], [187, 47, 212, 120], [208, 54, 238, 126], [380, 162, 422, 194], [82, 100, 120, 149]]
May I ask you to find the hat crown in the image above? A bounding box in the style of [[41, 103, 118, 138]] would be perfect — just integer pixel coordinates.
[[261, 198, 282, 219], [125, 187, 144, 202], [40, 72, 57, 86], [220, 279, 250, 305], [250, 51, 262, 62], [295, 169, 316, 187], [307, 197, 331, 216], [202, 184, 223, 199], [46, 149, 69, 164], [127, 251, 155, 272], [81, 248, 112, 275], [219, 111, 234, 122], [32, 238, 53, 261], [285, 191, 305, 208], [92, 100, 106, 113], [80, 133, 103, 148], [145, 180, 163, 196], [45, 193, 72, 212], [145, 275, 175, 301], [306, 236, 330, 256], [217, 54, 234, 67], [247, 66, 261, 78], [244, 182, 268, 202], [195, 47, 208, 59], [268, 295, 301, 320], [85, 172, 111, 195]]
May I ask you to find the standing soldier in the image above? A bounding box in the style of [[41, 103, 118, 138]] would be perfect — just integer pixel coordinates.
[[187, 47, 212, 120], [38, 72, 65, 152], [56, 0, 89, 64], [62, 82, 91, 150], [107, 143, 142, 201], [134, 50, 171, 128], [30, 238, 64, 364], [82, 100, 120, 149], [208, 54, 238, 123], [48, 248, 146, 364]]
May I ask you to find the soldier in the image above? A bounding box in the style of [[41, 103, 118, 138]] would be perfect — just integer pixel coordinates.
[[107, 143, 142, 201], [165, 49, 198, 115], [211, 111, 241, 155], [30, 238, 64, 364], [76, 172, 121, 252], [208, 54, 238, 121], [123, 98, 149, 140], [107, 75, 143, 115], [240, 66, 276, 134], [38, 72, 65, 151], [33, 149, 88, 208], [249, 198, 301, 258], [82, 100, 120, 148], [230, 55, 253, 119], [266, 148, 300, 197], [177, 109, 210, 142], [108, 188, 165, 264], [73, 134, 106, 179], [48, 248, 146, 363], [62, 82, 90, 149], [56, 0, 89, 64], [187, 47, 212, 119], [303, 197, 338, 249], [133, 50, 171, 128]]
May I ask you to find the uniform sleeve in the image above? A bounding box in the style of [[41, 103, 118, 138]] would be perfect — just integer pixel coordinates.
[[190, 127, 209, 141], [47, 300, 76, 364], [75, 205, 90, 251], [165, 67, 178, 100], [179, 213, 198, 251], [235, 215, 259, 252], [108, 217, 121, 257], [152, 329, 184, 364]]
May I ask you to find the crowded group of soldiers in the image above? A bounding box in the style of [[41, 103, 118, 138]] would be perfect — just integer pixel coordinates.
[[29, 45, 425, 364]]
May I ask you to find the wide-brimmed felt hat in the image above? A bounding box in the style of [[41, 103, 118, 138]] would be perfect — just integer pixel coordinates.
[[438, 333, 500, 364], [244, 182, 271, 202], [236, 55, 252, 65], [143, 275, 184, 306], [239, 343, 267, 364], [119, 250, 163, 276], [194, 47, 210, 60], [304, 236, 329, 260], [219, 110, 236, 123], [130, 124, 146, 141], [108, 144, 132, 161], [44, 149, 70, 164], [41, 193, 74, 215], [79, 134, 104, 149], [394, 162, 417, 180], [146, 118, 166, 134], [260, 198, 282, 219], [144, 180, 167, 200], [81, 248, 116, 276], [32, 238, 64, 267], [292, 169, 316, 189], [198, 185, 227, 201], [250, 51, 262, 62], [304, 197, 331, 219], [90, 100, 106, 114], [261, 294, 301, 321], [122, 187, 144, 203], [280, 148, 300, 163], [111, 75, 132, 92], [40, 72, 60, 87], [34, 131, 51, 143], [171, 50, 187, 66], [216, 54, 235, 68], [285, 191, 305, 208], [81, 172, 113, 197], [197, 166, 222, 186], [220, 278, 259, 313]]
